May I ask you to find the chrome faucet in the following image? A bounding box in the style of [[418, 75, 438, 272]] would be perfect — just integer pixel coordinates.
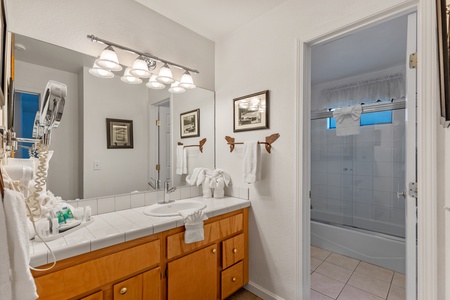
[[160, 180, 176, 204]]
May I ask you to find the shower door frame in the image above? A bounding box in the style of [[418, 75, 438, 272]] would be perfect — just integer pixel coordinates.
[[295, 4, 431, 300]]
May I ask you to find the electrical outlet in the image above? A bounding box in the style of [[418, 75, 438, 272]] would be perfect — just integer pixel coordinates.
[[93, 160, 101, 170]]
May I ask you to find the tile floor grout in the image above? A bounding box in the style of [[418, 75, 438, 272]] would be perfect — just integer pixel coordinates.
[[311, 246, 406, 300]]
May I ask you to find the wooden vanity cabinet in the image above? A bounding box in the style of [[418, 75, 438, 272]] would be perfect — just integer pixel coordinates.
[[167, 244, 218, 300], [32, 208, 248, 300]]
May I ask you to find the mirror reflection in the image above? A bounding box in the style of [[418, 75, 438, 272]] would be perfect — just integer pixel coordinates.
[[12, 33, 215, 200]]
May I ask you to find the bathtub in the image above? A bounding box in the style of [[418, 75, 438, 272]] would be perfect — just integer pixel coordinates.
[[311, 220, 405, 273]]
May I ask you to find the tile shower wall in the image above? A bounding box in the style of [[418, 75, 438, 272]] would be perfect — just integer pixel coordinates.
[[311, 109, 406, 237]]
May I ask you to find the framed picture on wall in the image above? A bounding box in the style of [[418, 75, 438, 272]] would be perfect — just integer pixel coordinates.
[[436, 0, 450, 127], [106, 118, 133, 149], [233, 90, 269, 132], [180, 109, 200, 138], [0, 0, 7, 107]]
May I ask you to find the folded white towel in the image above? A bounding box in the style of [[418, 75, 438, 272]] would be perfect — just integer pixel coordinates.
[[4, 189, 38, 300], [0, 196, 12, 300], [332, 105, 362, 136], [186, 167, 204, 186], [178, 209, 208, 244], [176, 145, 187, 175], [243, 141, 258, 183]]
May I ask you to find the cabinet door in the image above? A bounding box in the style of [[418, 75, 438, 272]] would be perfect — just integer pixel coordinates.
[[113, 274, 143, 299], [143, 267, 161, 299], [168, 244, 218, 300], [222, 234, 245, 269], [80, 290, 103, 300]]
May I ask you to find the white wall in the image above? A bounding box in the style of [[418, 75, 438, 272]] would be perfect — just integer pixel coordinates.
[[215, 0, 419, 299], [83, 67, 149, 198], [171, 88, 215, 186], [14, 60, 80, 200], [5, 0, 215, 91]]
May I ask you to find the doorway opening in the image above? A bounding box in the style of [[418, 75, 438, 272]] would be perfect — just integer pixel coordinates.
[[304, 12, 417, 300]]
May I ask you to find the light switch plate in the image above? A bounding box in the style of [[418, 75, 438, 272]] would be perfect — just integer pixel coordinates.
[[93, 160, 101, 170]]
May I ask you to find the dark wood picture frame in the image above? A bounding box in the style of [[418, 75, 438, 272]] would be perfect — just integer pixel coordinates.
[[233, 90, 269, 132], [436, 0, 450, 127], [106, 118, 133, 149], [180, 109, 200, 138], [0, 0, 7, 107]]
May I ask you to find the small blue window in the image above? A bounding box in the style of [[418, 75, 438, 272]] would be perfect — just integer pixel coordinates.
[[328, 110, 392, 129]]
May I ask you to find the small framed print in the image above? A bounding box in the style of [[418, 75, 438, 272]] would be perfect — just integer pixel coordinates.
[[106, 118, 133, 149], [233, 90, 269, 132], [180, 109, 200, 138]]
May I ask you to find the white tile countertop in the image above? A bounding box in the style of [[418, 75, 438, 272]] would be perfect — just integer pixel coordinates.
[[29, 196, 251, 267]]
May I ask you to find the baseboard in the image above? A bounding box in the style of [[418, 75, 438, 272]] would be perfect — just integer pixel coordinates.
[[244, 281, 285, 300]]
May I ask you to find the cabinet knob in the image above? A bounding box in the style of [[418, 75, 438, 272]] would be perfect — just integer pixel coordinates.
[[120, 287, 128, 295], [212, 248, 217, 254], [233, 248, 237, 253], [232, 277, 236, 282]]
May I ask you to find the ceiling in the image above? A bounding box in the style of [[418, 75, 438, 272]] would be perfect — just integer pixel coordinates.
[[14, 9, 408, 87], [311, 15, 408, 85], [133, 0, 288, 41]]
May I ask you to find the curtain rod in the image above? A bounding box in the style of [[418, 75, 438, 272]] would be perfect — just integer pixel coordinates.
[[310, 100, 406, 120], [87, 34, 199, 74]]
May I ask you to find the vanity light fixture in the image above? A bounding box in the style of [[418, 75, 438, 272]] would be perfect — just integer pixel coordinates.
[[89, 62, 115, 78], [168, 81, 186, 94], [146, 74, 166, 89], [156, 63, 175, 84], [87, 34, 198, 91], [130, 56, 154, 78], [179, 71, 196, 89], [95, 45, 123, 71], [121, 67, 143, 84]]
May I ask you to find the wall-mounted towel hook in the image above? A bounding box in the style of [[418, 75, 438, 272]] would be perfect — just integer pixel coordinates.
[[178, 138, 207, 153], [225, 133, 280, 153]]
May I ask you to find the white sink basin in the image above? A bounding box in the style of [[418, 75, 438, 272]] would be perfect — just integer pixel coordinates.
[[143, 200, 206, 217]]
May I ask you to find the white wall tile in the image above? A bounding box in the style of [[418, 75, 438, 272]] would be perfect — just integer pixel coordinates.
[[144, 192, 158, 206], [97, 197, 115, 214], [355, 161, 373, 176], [77, 199, 98, 215], [115, 195, 131, 211], [180, 186, 191, 199], [130, 193, 145, 208]]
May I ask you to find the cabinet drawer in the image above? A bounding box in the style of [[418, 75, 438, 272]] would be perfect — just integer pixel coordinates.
[[80, 290, 103, 300], [222, 233, 244, 269], [113, 274, 143, 299], [167, 213, 243, 259], [34, 240, 160, 299], [221, 261, 244, 299]]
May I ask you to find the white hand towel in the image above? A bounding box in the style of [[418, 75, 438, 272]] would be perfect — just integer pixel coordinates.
[[243, 141, 258, 183], [4, 189, 38, 300], [186, 167, 204, 185], [176, 145, 187, 175], [332, 105, 362, 136], [178, 209, 208, 244], [0, 198, 12, 300]]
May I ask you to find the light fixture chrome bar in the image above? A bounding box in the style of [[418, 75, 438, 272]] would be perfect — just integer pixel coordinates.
[[87, 34, 199, 74], [310, 100, 406, 120]]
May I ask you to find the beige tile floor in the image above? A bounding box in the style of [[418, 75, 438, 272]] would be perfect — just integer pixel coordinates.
[[311, 246, 406, 300]]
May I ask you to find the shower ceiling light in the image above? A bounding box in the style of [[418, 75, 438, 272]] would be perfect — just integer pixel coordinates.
[[121, 67, 142, 84], [95, 46, 122, 71]]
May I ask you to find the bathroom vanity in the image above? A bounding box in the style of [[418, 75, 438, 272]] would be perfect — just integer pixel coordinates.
[[31, 205, 249, 300]]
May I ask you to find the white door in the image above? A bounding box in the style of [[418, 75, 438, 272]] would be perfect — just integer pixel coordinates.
[[404, 12, 417, 300]]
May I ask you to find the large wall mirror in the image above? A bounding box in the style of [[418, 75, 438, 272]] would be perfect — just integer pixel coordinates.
[[11, 33, 215, 200]]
